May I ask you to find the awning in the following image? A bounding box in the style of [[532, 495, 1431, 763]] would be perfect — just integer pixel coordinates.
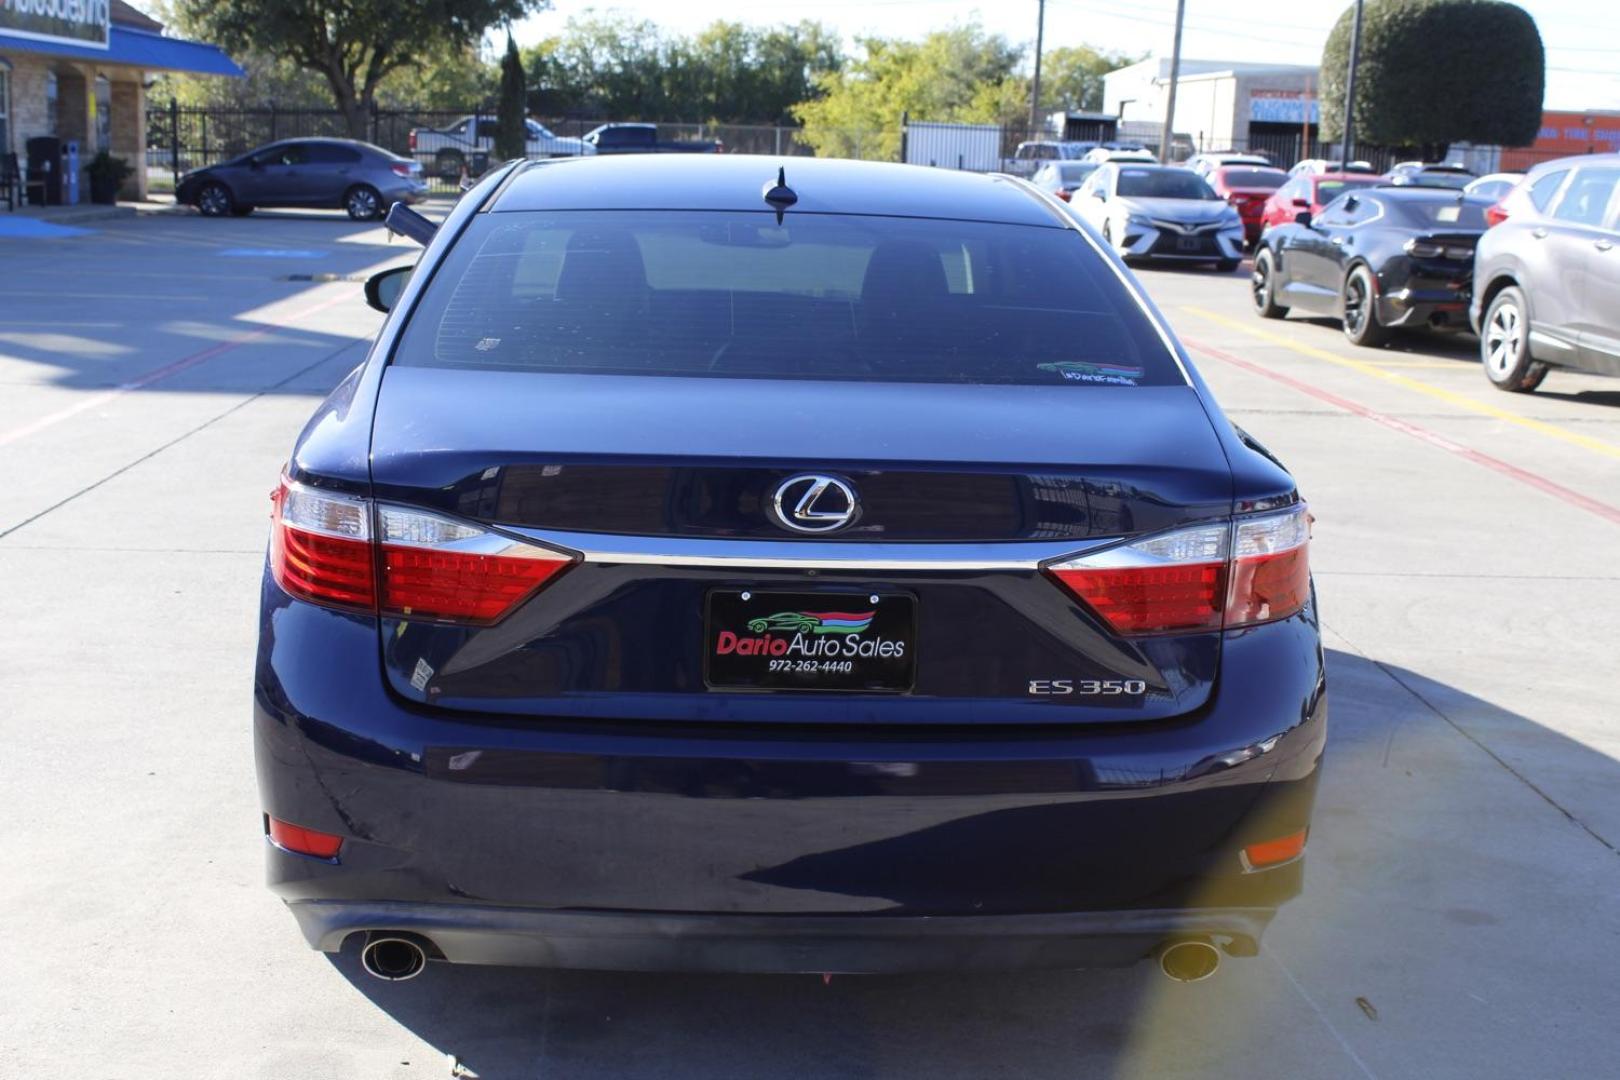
[[0, 25, 243, 77]]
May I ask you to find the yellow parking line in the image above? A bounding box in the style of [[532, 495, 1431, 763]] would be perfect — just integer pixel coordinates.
[[1362, 360, 1470, 369], [1182, 306, 1620, 462]]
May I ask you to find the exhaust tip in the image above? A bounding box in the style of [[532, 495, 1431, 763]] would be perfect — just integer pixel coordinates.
[[360, 934, 427, 981], [1158, 938, 1221, 983]]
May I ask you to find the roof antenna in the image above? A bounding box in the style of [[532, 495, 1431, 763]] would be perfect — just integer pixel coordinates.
[[763, 166, 797, 225]]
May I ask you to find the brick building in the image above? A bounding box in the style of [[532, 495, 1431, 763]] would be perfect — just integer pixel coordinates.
[[1, 0, 239, 201]]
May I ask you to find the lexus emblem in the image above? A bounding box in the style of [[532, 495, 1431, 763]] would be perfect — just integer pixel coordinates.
[[769, 474, 860, 534]]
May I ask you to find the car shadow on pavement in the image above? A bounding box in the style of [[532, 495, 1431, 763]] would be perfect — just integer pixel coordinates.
[[322, 645, 1620, 1080]]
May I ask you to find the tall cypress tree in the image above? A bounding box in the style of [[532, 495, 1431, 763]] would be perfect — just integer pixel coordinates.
[[495, 32, 528, 161]]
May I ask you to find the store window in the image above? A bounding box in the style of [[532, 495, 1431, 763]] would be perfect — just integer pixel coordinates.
[[94, 75, 111, 150]]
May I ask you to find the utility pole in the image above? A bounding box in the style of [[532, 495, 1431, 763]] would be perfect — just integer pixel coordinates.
[[1029, 0, 1046, 136], [1340, 0, 1365, 165], [1158, 0, 1187, 163]]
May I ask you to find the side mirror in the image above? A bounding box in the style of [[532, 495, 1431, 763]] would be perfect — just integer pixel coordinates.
[[1293, 210, 1314, 227], [364, 265, 413, 313]]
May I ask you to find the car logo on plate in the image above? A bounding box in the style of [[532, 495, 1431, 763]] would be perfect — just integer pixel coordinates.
[[770, 474, 860, 534]]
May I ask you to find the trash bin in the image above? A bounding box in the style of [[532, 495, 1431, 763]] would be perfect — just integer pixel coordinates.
[[26, 136, 62, 205], [63, 141, 80, 206]]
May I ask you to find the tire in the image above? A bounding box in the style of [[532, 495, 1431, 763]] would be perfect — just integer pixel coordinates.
[[230, 205, 254, 217], [1216, 259, 1240, 273], [1341, 264, 1391, 347], [196, 182, 233, 218], [1251, 248, 1288, 318], [1481, 286, 1549, 393], [434, 149, 464, 180], [344, 184, 383, 221]]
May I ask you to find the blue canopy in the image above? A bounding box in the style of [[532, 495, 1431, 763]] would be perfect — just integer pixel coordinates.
[[0, 25, 242, 77]]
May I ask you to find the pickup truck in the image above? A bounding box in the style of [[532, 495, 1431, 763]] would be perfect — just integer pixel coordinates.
[[408, 116, 593, 177], [581, 123, 724, 155]]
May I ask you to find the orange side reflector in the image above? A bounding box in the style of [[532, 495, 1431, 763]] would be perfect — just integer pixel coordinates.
[[1243, 828, 1307, 870], [267, 815, 344, 859]]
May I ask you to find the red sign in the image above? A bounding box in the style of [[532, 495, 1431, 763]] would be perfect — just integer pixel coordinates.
[[1500, 110, 1620, 171]]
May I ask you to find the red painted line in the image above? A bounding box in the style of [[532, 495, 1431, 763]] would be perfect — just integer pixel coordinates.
[[1184, 336, 1620, 528], [0, 289, 358, 448]]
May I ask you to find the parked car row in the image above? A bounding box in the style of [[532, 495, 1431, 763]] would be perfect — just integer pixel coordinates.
[[1245, 152, 1620, 394]]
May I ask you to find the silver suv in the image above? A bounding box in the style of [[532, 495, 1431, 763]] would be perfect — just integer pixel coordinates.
[[1472, 154, 1620, 391]]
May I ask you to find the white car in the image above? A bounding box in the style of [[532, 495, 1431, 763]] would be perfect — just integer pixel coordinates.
[[1464, 172, 1525, 202], [1073, 163, 1246, 270], [1187, 152, 1271, 177], [1082, 147, 1157, 165], [408, 115, 594, 178], [1287, 158, 1377, 177]]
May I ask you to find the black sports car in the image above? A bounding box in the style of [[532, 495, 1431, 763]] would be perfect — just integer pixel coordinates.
[[1251, 187, 1493, 346]]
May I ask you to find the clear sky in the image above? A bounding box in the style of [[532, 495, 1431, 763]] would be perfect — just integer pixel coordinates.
[[510, 0, 1619, 111]]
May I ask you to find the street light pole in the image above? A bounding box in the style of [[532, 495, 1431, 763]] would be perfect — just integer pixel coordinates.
[[1340, 0, 1365, 165], [1029, 0, 1047, 136], [1158, 0, 1187, 163]]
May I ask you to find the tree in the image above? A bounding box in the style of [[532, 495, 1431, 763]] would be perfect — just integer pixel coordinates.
[[1319, 0, 1543, 158], [1039, 46, 1140, 113], [174, 0, 543, 138], [494, 33, 527, 159], [793, 24, 1025, 161], [525, 16, 842, 124]]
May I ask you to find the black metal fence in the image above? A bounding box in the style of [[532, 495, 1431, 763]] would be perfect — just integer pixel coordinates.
[[145, 101, 821, 195]]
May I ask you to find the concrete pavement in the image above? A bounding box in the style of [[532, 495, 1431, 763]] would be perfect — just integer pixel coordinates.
[[0, 217, 1616, 1079]]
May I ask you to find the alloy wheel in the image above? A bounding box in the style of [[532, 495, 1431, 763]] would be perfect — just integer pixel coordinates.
[[1343, 274, 1368, 334], [347, 187, 380, 220], [1485, 302, 1522, 379], [198, 184, 230, 216]]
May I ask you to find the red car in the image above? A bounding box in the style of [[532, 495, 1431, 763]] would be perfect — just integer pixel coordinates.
[[1259, 172, 1383, 233], [1209, 165, 1288, 244]]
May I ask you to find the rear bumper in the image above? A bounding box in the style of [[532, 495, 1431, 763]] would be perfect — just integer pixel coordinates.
[[291, 899, 1278, 973], [1377, 280, 1472, 329], [255, 581, 1326, 969]]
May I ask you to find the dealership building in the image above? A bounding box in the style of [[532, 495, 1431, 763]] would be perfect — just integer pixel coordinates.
[[1, 0, 239, 202], [1103, 56, 1323, 160]]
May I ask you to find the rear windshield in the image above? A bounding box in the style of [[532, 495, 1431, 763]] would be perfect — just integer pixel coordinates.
[[1116, 169, 1217, 200], [391, 211, 1183, 387], [1059, 163, 1098, 183], [1220, 168, 1285, 189], [1390, 197, 1490, 229]]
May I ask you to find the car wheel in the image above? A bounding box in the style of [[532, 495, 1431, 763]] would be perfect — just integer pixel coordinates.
[[1341, 265, 1390, 347], [1481, 286, 1548, 393], [1252, 249, 1288, 319], [230, 205, 255, 217], [1215, 259, 1240, 274], [196, 182, 233, 218], [435, 150, 464, 180], [344, 185, 383, 221]]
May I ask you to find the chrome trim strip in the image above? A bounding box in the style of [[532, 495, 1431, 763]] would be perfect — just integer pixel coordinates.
[[500, 527, 1113, 571]]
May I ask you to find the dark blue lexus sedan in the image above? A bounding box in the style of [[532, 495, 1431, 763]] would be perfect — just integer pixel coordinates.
[[255, 154, 1324, 984]]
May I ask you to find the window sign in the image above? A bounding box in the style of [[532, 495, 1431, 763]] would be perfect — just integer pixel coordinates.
[[0, 0, 111, 50]]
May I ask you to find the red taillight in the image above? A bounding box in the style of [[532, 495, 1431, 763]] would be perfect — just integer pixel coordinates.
[[408, 130, 416, 152], [391, 163, 411, 178], [1058, 188, 1073, 201], [1242, 828, 1308, 871], [1485, 201, 1509, 227], [267, 815, 343, 859], [269, 481, 375, 610], [1045, 505, 1310, 636], [270, 478, 576, 624]]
